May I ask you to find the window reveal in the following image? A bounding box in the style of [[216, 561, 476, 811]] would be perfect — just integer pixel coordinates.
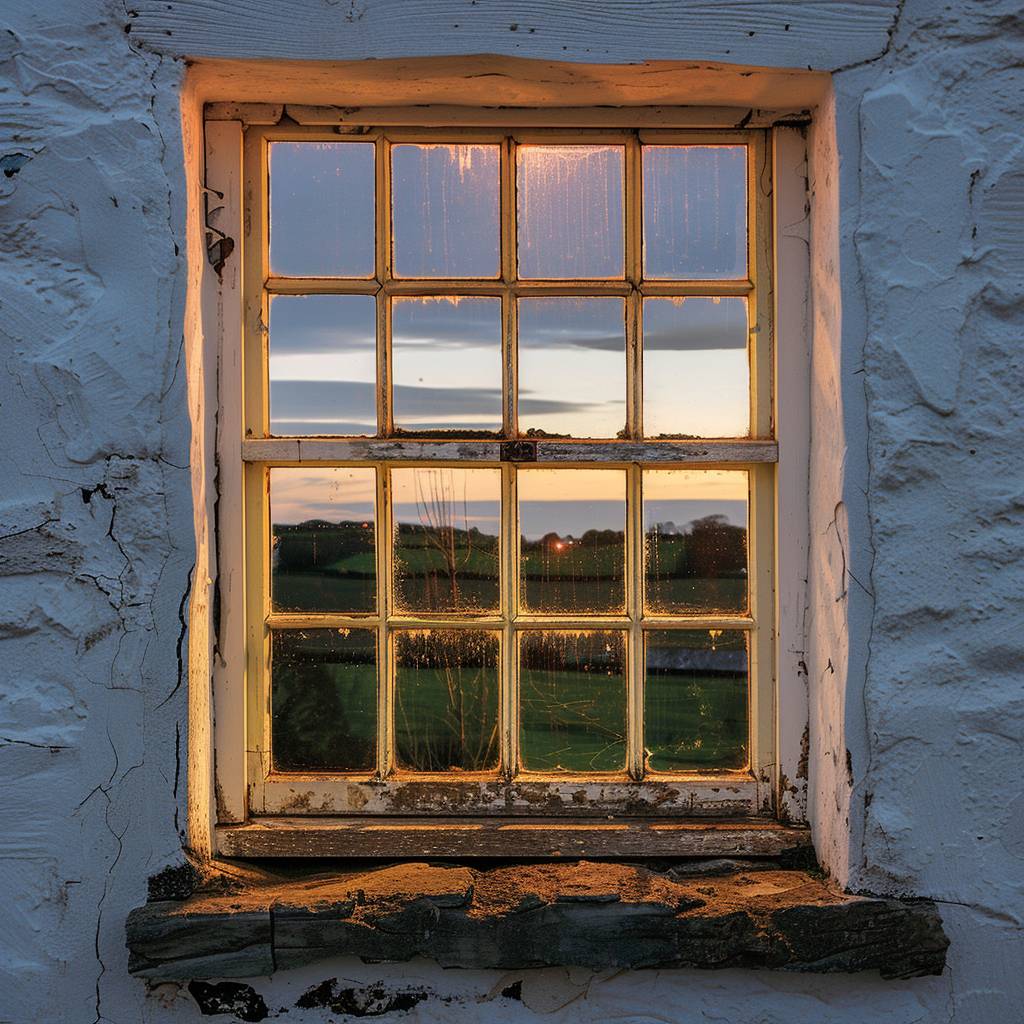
[[242, 127, 774, 816]]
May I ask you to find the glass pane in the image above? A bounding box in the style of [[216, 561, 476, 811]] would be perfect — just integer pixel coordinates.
[[392, 467, 501, 612], [394, 629, 500, 772], [645, 630, 748, 771], [392, 144, 500, 278], [517, 297, 625, 439], [392, 296, 502, 433], [519, 631, 626, 773], [643, 145, 747, 279], [270, 142, 375, 277], [518, 469, 626, 614], [643, 469, 748, 614], [269, 294, 377, 436], [517, 145, 624, 279], [270, 467, 376, 613], [643, 297, 749, 438], [271, 628, 377, 771]]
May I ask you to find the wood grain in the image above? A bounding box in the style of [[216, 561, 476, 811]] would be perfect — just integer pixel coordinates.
[[130, 2, 897, 72]]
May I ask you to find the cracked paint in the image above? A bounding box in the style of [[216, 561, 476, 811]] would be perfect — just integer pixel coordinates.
[[0, 1, 1022, 1022]]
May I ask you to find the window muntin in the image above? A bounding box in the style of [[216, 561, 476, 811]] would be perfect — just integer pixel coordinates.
[[243, 126, 774, 817]]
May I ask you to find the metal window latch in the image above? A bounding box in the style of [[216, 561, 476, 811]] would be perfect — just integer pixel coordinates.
[[500, 441, 537, 462]]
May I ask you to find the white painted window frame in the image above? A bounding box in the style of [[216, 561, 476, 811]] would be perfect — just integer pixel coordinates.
[[201, 107, 809, 856]]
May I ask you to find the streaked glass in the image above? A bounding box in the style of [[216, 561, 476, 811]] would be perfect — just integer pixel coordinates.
[[643, 145, 747, 279], [518, 469, 626, 614], [645, 630, 748, 771], [270, 467, 376, 613], [270, 142, 375, 277], [392, 467, 501, 612], [643, 469, 748, 614], [517, 297, 626, 439], [392, 143, 500, 278], [517, 145, 624, 279], [519, 631, 626, 773], [391, 296, 502, 433], [643, 297, 749, 438], [269, 293, 377, 436], [394, 630, 500, 772], [271, 628, 377, 771]]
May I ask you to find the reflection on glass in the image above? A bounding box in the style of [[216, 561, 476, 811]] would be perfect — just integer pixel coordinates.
[[643, 469, 747, 614], [392, 467, 500, 612], [518, 469, 626, 614], [269, 294, 377, 436], [270, 467, 376, 613], [392, 144, 500, 278], [270, 142, 375, 277], [517, 297, 625, 438], [643, 145, 747, 279], [519, 631, 626, 773], [517, 145, 624, 279], [392, 296, 502, 433], [643, 297, 749, 438], [394, 630, 500, 772], [645, 630, 748, 771], [271, 628, 377, 771]]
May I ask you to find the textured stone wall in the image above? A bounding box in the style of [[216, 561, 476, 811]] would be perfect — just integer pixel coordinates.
[[0, 1, 1021, 1021]]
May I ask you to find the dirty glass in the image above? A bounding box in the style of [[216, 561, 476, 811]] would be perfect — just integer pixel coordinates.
[[269, 142, 375, 277], [270, 467, 376, 613], [519, 631, 626, 773], [392, 467, 501, 612], [518, 469, 626, 614], [642, 145, 746, 279], [517, 297, 626, 439], [644, 629, 747, 771], [391, 296, 502, 433], [268, 293, 377, 436], [517, 145, 625, 279], [394, 630, 500, 772], [391, 143, 500, 278], [271, 628, 377, 771], [643, 297, 749, 438], [643, 469, 747, 614]]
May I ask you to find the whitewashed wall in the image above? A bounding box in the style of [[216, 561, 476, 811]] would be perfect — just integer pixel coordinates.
[[1, 1, 1022, 1021]]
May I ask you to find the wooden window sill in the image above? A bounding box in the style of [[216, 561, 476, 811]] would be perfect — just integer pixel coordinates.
[[216, 817, 810, 859], [127, 857, 948, 981]]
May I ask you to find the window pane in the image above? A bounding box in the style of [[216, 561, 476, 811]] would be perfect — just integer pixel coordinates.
[[517, 145, 624, 279], [394, 629, 500, 772], [270, 142, 375, 277], [645, 630, 748, 771], [519, 631, 626, 773], [391, 296, 502, 433], [271, 628, 377, 772], [269, 294, 377, 436], [517, 297, 626, 439], [270, 467, 376, 613], [643, 297, 749, 438], [643, 145, 746, 279], [643, 470, 748, 615], [392, 467, 501, 613], [518, 469, 626, 614], [392, 144, 500, 278]]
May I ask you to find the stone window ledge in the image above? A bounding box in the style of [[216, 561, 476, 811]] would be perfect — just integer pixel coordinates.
[[127, 859, 948, 980]]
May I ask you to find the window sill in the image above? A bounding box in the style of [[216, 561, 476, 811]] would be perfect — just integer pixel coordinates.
[[127, 858, 948, 981], [216, 817, 809, 859]]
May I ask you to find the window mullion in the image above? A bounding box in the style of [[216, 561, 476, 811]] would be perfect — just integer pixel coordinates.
[[376, 465, 393, 779], [501, 463, 518, 781], [627, 462, 644, 780]]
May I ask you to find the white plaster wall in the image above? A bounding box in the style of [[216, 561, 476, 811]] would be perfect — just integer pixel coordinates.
[[0, 1, 1021, 1021]]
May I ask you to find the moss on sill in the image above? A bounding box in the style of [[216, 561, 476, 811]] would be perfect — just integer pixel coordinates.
[[128, 859, 948, 980]]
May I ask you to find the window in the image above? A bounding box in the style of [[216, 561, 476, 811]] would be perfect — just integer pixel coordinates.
[[233, 121, 776, 828]]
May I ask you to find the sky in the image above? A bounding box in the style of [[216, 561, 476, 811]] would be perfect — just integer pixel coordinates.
[[265, 140, 752, 470], [270, 467, 746, 536]]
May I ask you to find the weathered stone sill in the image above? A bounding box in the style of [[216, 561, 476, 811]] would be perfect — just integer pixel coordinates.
[[127, 860, 947, 980]]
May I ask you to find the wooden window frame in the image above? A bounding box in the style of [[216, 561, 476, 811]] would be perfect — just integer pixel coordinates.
[[204, 107, 811, 854]]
